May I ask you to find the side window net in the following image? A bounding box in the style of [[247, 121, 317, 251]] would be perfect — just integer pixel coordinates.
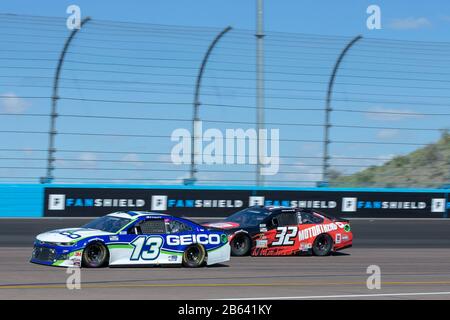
[[300, 212, 324, 224], [166, 220, 192, 234], [139, 219, 166, 234], [277, 213, 298, 226]]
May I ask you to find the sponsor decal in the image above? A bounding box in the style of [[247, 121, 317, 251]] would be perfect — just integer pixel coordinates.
[[109, 236, 119, 241], [221, 234, 228, 244], [298, 223, 339, 241], [336, 233, 342, 244], [344, 224, 351, 232], [69, 254, 82, 267], [166, 234, 221, 246], [59, 230, 82, 239], [168, 255, 178, 262], [256, 239, 268, 248], [300, 242, 312, 251], [342, 234, 350, 241]]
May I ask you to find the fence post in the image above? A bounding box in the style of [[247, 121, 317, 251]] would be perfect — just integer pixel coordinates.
[[185, 26, 233, 186], [322, 35, 363, 186], [41, 17, 92, 184]]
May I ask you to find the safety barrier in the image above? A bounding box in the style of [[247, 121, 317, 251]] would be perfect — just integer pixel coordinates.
[[0, 184, 448, 218]]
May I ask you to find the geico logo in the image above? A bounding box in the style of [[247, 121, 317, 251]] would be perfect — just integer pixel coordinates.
[[166, 234, 220, 246]]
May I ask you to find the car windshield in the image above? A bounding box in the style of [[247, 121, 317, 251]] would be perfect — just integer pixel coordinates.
[[224, 207, 270, 228], [82, 216, 131, 233]]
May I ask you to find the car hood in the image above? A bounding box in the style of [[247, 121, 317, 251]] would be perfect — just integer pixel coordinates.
[[36, 228, 114, 243], [202, 221, 241, 230]]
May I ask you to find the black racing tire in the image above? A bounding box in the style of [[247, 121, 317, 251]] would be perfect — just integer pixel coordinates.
[[82, 242, 109, 268], [182, 244, 206, 268], [230, 233, 251, 256], [312, 233, 333, 256]]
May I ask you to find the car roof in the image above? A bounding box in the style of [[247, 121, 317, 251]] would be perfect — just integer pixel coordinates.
[[250, 205, 297, 213], [254, 206, 338, 221], [251, 206, 324, 215], [107, 211, 169, 220], [266, 206, 296, 211]]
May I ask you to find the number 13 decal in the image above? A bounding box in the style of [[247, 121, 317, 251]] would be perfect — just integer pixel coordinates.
[[272, 226, 298, 246], [130, 236, 163, 260]]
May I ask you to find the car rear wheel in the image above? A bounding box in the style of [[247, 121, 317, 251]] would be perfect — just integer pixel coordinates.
[[230, 234, 251, 256], [312, 234, 333, 256], [182, 244, 206, 267], [82, 242, 109, 268]]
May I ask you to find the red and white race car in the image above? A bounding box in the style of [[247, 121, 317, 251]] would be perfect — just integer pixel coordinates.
[[204, 206, 353, 256]]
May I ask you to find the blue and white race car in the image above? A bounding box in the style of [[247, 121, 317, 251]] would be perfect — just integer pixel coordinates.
[[31, 211, 230, 268]]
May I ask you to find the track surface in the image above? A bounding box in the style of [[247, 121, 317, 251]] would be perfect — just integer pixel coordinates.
[[1, 219, 450, 299]]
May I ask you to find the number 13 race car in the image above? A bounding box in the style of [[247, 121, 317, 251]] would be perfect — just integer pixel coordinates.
[[204, 206, 352, 256], [31, 212, 230, 268]]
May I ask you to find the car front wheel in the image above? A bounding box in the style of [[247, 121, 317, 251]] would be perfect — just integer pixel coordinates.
[[230, 234, 251, 256], [82, 242, 109, 268]]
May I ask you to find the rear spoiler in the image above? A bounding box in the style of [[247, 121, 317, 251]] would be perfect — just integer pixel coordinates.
[[307, 209, 349, 223], [202, 225, 224, 231]]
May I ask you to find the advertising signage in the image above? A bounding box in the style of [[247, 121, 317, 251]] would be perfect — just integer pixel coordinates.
[[44, 187, 449, 218], [250, 190, 447, 218], [44, 187, 251, 218]]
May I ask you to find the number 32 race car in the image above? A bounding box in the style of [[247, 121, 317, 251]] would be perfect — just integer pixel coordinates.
[[204, 206, 352, 256], [31, 211, 230, 268]]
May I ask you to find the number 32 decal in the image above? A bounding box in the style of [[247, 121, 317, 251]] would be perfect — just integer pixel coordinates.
[[272, 226, 298, 246], [130, 236, 164, 260]]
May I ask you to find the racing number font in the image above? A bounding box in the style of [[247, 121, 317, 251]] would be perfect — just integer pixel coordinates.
[[272, 226, 298, 246], [130, 236, 164, 260]]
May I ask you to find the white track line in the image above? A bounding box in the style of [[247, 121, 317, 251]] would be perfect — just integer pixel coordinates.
[[219, 291, 450, 300]]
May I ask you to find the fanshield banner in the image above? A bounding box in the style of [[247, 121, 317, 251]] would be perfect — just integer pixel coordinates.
[[44, 187, 448, 218]]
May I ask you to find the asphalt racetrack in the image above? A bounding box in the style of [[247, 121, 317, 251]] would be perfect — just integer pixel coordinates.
[[1, 218, 450, 300]]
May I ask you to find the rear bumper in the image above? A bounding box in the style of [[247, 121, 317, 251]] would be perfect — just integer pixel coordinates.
[[335, 244, 352, 251], [206, 243, 231, 265]]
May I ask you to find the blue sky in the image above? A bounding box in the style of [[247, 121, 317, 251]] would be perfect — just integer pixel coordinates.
[[0, 1, 449, 186], [2, 0, 450, 40]]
